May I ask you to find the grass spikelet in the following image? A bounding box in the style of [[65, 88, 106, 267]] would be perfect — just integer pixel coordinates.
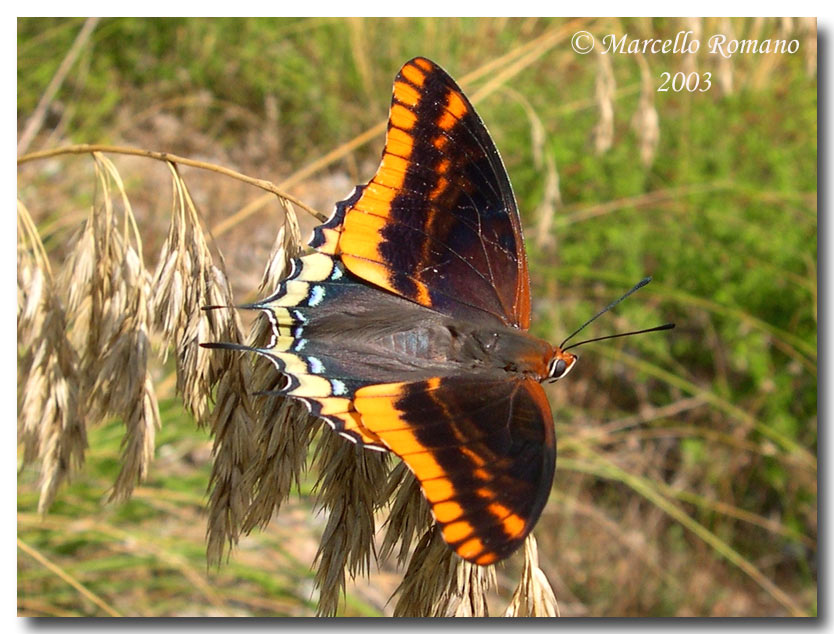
[[17, 256, 40, 409], [632, 56, 660, 168], [450, 560, 496, 617], [592, 49, 615, 155], [241, 202, 319, 531], [257, 197, 302, 297], [392, 526, 494, 617], [17, 257, 44, 342], [312, 432, 390, 616], [243, 394, 320, 533], [378, 462, 433, 567], [503, 535, 559, 617], [394, 524, 496, 617], [18, 202, 87, 512], [58, 154, 161, 499], [205, 347, 255, 566], [151, 163, 205, 359], [110, 375, 161, 502], [23, 289, 87, 513], [505, 88, 562, 249], [94, 243, 160, 501], [17, 200, 50, 354], [203, 263, 258, 564], [391, 527, 459, 617], [59, 155, 126, 380], [241, 307, 319, 533], [239, 194, 324, 537], [145, 164, 255, 562], [157, 165, 246, 422]]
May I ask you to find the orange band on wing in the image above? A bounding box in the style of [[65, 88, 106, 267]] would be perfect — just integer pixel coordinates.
[[442, 520, 475, 544], [384, 126, 415, 159], [401, 62, 426, 87], [394, 80, 421, 108], [390, 103, 417, 130]]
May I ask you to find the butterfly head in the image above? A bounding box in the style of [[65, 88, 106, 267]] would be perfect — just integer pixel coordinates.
[[546, 349, 578, 382]]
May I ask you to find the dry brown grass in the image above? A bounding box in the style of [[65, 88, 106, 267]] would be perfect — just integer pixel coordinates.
[[17, 143, 560, 617]]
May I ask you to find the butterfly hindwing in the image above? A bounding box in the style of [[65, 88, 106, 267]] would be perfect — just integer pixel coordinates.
[[353, 375, 555, 564], [311, 57, 532, 329]]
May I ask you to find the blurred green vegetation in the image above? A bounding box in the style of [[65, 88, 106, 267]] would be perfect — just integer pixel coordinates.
[[18, 17, 816, 616]]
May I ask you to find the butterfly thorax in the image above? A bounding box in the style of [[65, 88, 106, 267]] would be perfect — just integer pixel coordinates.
[[383, 319, 555, 379]]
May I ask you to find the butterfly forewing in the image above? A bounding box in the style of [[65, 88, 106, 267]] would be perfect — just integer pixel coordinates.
[[311, 57, 531, 329]]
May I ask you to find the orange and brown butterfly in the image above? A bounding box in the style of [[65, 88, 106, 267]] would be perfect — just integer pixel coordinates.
[[206, 58, 615, 565]]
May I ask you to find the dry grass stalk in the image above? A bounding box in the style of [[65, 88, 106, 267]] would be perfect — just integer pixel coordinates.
[[243, 205, 320, 533], [56, 154, 159, 501], [197, 259, 258, 564], [749, 18, 788, 91], [257, 197, 302, 297], [632, 55, 660, 168], [111, 375, 161, 501], [378, 462, 433, 567], [450, 559, 496, 617], [17, 17, 100, 155], [502, 86, 562, 250], [716, 18, 735, 95], [593, 49, 616, 155], [205, 332, 256, 566], [17, 201, 87, 513], [391, 527, 489, 617], [242, 393, 321, 534], [153, 163, 245, 422], [23, 289, 87, 513], [535, 154, 562, 249], [311, 432, 390, 616], [680, 18, 702, 77], [17, 201, 49, 347], [503, 535, 559, 617], [800, 18, 817, 75]]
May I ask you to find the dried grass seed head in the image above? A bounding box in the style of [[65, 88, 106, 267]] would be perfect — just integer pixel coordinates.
[[312, 432, 390, 616], [504, 535, 559, 617]]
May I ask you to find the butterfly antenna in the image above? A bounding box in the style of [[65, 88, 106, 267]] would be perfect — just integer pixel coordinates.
[[563, 322, 675, 352], [559, 277, 653, 349], [201, 302, 264, 311]]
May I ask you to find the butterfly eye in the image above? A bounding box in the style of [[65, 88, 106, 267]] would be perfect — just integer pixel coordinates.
[[549, 358, 568, 379]]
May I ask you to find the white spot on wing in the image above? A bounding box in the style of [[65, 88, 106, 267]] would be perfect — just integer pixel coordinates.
[[308, 285, 325, 307], [331, 379, 347, 396], [308, 356, 325, 374]]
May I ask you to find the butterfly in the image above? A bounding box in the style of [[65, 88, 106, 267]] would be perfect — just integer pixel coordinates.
[[207, 57, 669, 566]]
